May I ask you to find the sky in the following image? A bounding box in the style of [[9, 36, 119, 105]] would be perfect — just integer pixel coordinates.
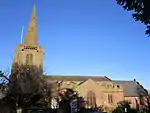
[[0, 0, 150, 88]]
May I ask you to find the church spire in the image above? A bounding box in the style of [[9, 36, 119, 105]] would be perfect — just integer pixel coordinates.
[[24, 4, 38, 45]]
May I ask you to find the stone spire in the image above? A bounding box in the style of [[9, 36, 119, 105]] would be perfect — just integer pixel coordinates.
[[24, 4, 38, 45]]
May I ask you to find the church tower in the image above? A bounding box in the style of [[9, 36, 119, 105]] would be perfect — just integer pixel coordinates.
[[13, 5, 44, 68]]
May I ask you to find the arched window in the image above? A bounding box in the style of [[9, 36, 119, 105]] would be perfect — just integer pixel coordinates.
[[87, 91, 97, 109], [108, 94, 113, 103], [26, 54, 33, 65]]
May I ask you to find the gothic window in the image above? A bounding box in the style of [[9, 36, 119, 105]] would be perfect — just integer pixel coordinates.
[[26, 54, 33, 65], [108, 94, 113, 104], [87, 91, 97, 108]]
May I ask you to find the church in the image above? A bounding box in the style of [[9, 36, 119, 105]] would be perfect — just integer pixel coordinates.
[[12, 5, 149, 110]]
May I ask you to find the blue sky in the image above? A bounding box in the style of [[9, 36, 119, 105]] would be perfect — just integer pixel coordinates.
[[0, 0, 150, 88]]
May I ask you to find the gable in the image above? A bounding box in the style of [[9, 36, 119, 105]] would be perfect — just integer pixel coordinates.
[[78, 78, 99, 88], [76, 78, 102, 97]]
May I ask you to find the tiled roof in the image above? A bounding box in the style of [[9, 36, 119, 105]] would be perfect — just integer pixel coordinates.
[[44, 75, 111, 81], [114, 80, 148, 97], [44, 75, 148, 97]]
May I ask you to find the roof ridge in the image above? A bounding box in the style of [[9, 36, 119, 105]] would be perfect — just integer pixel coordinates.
[[43, 75, 111, 81], [45, 75, 108, 77], [113, 80, 134, 82]]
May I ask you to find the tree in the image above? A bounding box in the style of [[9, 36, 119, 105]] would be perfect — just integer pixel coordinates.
[[116, 0, 150, 36], [0, 64, 51, 113], [58, 88, 85, 113], [112, 100, 137, 113]]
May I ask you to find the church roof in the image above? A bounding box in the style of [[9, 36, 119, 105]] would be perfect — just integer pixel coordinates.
[[44, 75, 111, 81], [114, 80, 148, 97], [44, 75, 148, 97]]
